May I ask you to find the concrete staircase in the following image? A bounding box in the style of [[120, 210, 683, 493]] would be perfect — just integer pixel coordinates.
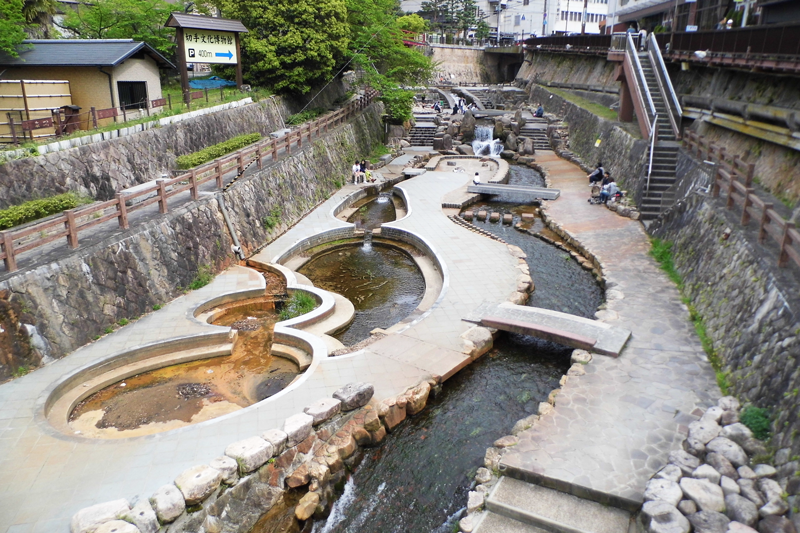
[[475, 477, 633, 533], [408, 116, 437, 146], [636, 51, 679, 221], [469, 88, 495, 109], [519, 119, 550, 151]]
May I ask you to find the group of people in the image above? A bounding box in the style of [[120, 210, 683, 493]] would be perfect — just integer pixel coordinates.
[[351, 160, 375, 184], [587, 162, 621, 204]]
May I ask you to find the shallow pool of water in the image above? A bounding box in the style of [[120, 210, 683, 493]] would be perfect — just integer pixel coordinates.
[[346, 193, 398, 230], [297, 242, 425, 346]]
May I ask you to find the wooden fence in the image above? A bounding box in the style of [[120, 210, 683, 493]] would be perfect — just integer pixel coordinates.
[[683, 130, 800, 270], [0, 89, 379, 272], [0, 80, 73, 143]]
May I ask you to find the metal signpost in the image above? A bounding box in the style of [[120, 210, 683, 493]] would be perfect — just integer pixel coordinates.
[[165, 13, 249, 104]]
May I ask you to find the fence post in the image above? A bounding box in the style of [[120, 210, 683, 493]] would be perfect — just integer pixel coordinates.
[[220, 87, 224, 102], [272, 139, 278, 161], [121, 107, 127, 123], [287, 134, 292, 155], [7, 114, 18, 146], [52, 109, 62, 138], [778, 222, 795, 268], [1, 231, 17, 272], [745, 162, 755, 187], [216, 161, 223, 188], [157, 179, 168, 214], [204, 88, 209, 103], [168, 94, 172, 110], [91, 107, 98, 129], [298, 126, 303, 148], [741, 188, 755, 225], [256, 146, 263, 170], [115, 193, 129, 229], [190, 170, 198, 200], [237, 153, 244, 174], [759, 203, 773, 244], [64, 209, 79, 249]]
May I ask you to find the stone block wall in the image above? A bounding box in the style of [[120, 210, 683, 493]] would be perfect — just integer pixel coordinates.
[[517, 52, 618, 89], [0, 103, 385, 363], [0, 97, 291, 209], [649, 192, 800, 456], [528, 85, 649, 195]]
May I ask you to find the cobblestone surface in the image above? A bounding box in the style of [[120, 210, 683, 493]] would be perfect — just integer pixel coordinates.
[[500, 151, 720, 509]]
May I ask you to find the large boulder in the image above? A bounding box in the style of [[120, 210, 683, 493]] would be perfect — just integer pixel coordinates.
[[721, 424, 755, 448], [688, 511, 730, 533], [641, 500, 690, 533], [680, 477, 726, 512], [121, 501, 158, 533], [521, 138, 535, 155], [505, 133, 518, 152], [707, 452, 739, 478], [494, 119, 505, 140], [225, 436, 274, 472], [707, 437, 749, 467], [174, 465, 222, 505], [333, 382, 374, 411], [150, 484, 185, 524], [514, 108, 527, 128], [304, 398, 342, 425], [726, 494, 760, 527], [94, 521, 139, 533], [71, 500, 131, 533], [456, 144, 475, 156], [442, 134, 453, 150], [689, 418, 722, 445], [461, 110, 476, 139], [644, 478, 684, 506], [669, 450, 701, 476]]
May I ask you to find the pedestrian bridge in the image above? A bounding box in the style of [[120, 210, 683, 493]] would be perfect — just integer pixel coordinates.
[[467, 183, 560, 201], [464, 302, 630, 357]]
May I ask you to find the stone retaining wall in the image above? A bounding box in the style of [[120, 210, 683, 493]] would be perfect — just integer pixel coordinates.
[[527, 85, 649, 197], [649, 191, 800, 458], [517, 52, 618, 90], [0, 98, 290, 209], [0, 103, 385, 366]]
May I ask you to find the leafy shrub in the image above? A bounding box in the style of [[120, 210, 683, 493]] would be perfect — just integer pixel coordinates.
[[175, 133, 262, 169], [279, 291, 317, 321], [188, 265, 215, 290], [286, 108, 326, 126], [740, 405, 771, 440], [0, 192, 91, 230], [262, 206, 282, 231]]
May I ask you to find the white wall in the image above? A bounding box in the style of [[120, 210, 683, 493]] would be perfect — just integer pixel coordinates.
[[111, 56, 164, 114]]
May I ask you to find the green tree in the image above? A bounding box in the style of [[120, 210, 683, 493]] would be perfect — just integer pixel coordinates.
[[216, 0, 349, 95], [58, 0, 175, 57], [23, 0, 58, 38], [396, 14, 428, 35], [0, 0, 27, 57]]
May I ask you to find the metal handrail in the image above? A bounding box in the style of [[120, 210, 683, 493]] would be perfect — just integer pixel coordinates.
[[627, 33, 657, 121], [647, 34, 682, 139], [646, 114, 658, 194]]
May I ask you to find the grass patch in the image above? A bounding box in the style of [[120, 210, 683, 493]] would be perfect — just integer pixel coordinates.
[[649, 238, 729, 393], [545, 87, 618, 121], [152, 304, 162, 311], [188, 265, 215, 291], [262, 206, 282, 231], [740, 405, 771, 440], [286, 108, 326, 126], [0, 192, 92, 230], [117, 318, 129, 326], [176, 133, 262, 169], [279, 291, 317, 321], [12, 366, 29, 378], [368, 144, 391, 164]]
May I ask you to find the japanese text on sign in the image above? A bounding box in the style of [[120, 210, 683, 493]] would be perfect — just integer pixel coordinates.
[[184, 29, 237, 64]]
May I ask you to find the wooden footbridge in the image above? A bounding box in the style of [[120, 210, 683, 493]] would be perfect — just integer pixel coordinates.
[[464, 302, 630, 357]]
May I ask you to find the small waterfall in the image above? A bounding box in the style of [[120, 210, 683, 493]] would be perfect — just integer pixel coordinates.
[[376, 192, 391, 204], [362, 230, 373, 252], [472, 126, 503, 157]]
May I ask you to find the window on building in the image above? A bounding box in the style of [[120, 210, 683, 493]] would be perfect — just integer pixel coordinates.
[[117, 81, 148, 110], [523, 0, 529, 5]]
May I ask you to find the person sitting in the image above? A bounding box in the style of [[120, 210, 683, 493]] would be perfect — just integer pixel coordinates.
[[433, 101, 442, 113], [599, 178, 620, 204], [534, 104, 544, 118], [601, 171, 613, 186], [588, 162, 605, 185], [473, 172, 481, 186], [352, 160, 362, 183]]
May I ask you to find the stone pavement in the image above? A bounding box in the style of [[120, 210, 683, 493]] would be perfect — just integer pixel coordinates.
[[500, 150, 721, 510], [0, 149, 521, 532]]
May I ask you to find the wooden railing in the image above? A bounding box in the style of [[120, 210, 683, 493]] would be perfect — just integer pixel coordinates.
[[684, 130, 800, 270], [0, 88, 379, 272]]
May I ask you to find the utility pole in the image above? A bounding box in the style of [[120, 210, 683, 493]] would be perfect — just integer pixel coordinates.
[[565, 0, 570, 33], [580, 0, 588, 34]]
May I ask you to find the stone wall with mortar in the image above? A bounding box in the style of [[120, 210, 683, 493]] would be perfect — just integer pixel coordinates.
[[0, 103, 385, 366], [430, 45, 488, 84], [517, 52, 618, 89], [527, 85, 649, 198], [0, 98, 291, 209], [648, 191, 800, 458]]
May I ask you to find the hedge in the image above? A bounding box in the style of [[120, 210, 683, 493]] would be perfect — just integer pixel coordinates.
[[0, 192, 90, 230], [175, 133, 262, 169]]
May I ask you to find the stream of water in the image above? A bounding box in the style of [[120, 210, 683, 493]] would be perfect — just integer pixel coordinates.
[[308, 165, 603, 532]]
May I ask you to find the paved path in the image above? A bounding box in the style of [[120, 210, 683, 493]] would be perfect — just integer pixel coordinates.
[[500, 151, 721, 510], [0, 150, 520, 533]]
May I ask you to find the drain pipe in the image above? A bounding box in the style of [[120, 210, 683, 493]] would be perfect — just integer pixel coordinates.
[[216, 193, 245, 260]]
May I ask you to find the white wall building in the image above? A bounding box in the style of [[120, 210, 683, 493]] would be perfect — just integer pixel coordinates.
[[552, 0, 610, 34]]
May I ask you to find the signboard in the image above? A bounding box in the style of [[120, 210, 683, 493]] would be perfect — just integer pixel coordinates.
[[685, 25, 698, 31], [183, 29, 238, 64]]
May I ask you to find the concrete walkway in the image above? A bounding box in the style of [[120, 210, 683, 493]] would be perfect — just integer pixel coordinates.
[[0, 149, 521, 533], [499, 151, 720, 510]]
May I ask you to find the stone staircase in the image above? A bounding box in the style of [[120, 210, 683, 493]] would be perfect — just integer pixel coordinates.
[[475, 477, 634, 533], [519, 119, 550, 151], [469, 88, 495, 109], [408, 120, 436, 146], [636, 51, 679, 221]]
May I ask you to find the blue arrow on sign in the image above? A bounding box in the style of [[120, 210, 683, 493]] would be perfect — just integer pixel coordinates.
[[215, 51, 233, 59]]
